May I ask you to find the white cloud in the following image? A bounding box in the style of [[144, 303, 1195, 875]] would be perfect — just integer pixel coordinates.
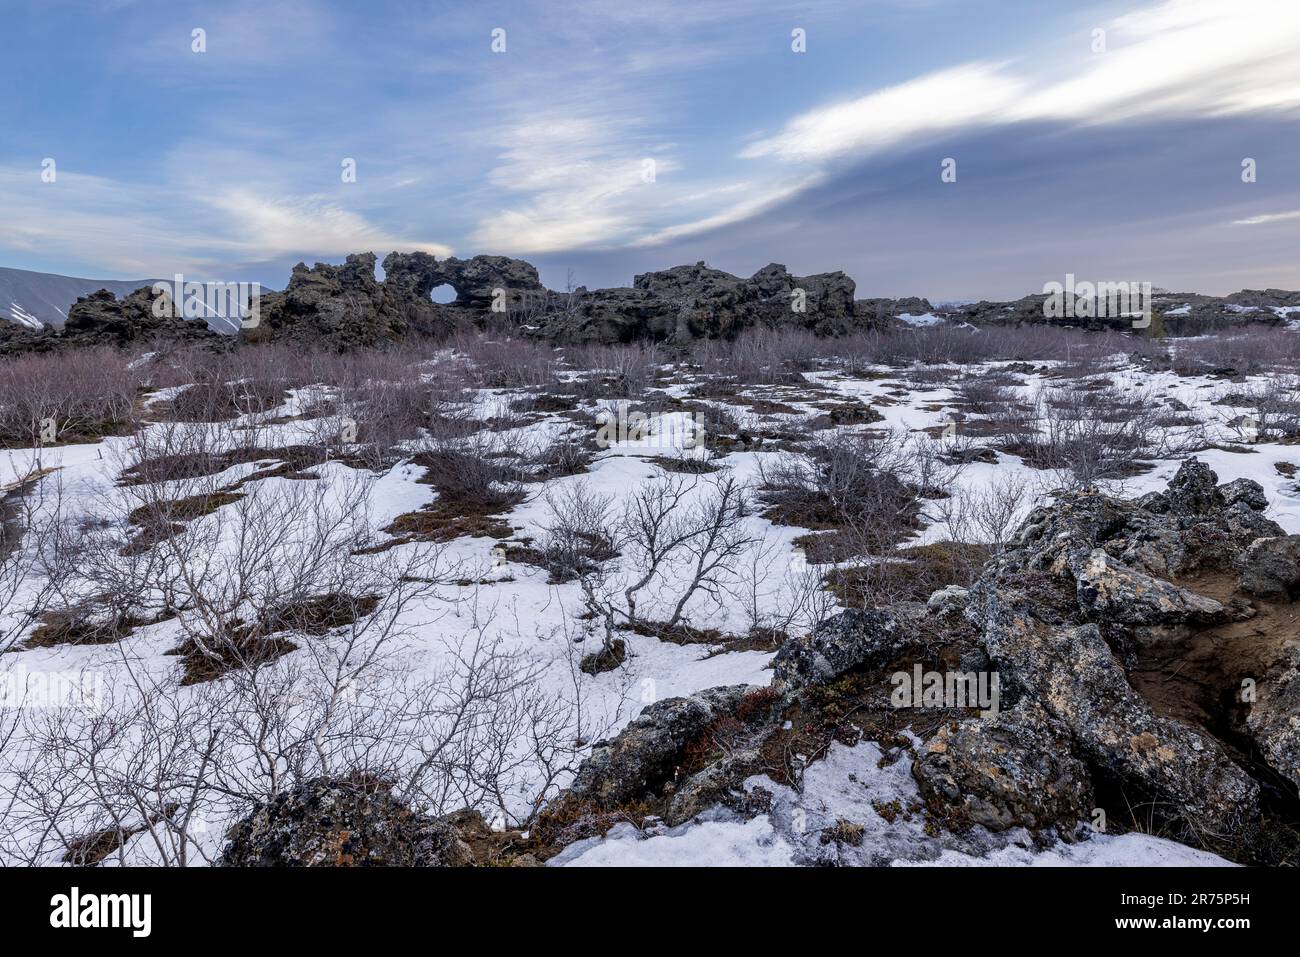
[[0, 168, 450, 277], [632, 173, 825, 246], [469, 106, 684, 253], [1232, 209, 1300, 226], [206, 190, 452, 259], [744, 0, 1300, 164], [741, 63, 1026, 162], [488, 0, 1300, 255]]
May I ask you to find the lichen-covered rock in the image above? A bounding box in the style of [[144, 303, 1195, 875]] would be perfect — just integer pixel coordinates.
[[772, 609, 908, 695], [219, 777, 474, 867], [1236, 535, 1300, 596], [1165, 458, 1224, 516], [913, 705, 1092, 832], [1219, 478, 1269, 512], [1037, 623, 1259, 841], [1246, 645, 1300, 790], [1070, 549, 1225, 625], [927, 584, 970, 616], [959, 460, 1287, 855], [565, 685, 753, 809], [664, 748, 764, 826]]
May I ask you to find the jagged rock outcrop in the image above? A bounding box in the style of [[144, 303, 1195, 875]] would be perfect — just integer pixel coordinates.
[[0, 285, 226, 355], [771, 609, 907, 695], [63, 286, 226, 348], [427, 254, 544, 310], [855, 296, 936, 325], [953, 459, 1291, 855], [1237, 535, 1300, 596], [219, 777, 475, 867], [563, 684, 753, 809], [246, 253, 406, 349], [10, 247, 1300, 353], [913, 704, 1093, 832], [240, 251, 544, 347], [526, 261, 861, 344]]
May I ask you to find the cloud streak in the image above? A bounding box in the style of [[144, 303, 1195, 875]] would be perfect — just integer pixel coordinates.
[[743, 0, 1300, 165]]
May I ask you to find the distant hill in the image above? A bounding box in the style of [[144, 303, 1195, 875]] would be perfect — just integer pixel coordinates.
[[0, 266, 165, 330]]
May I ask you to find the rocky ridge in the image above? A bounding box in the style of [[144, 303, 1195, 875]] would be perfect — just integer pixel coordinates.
[[6, 251, 1296, 353]]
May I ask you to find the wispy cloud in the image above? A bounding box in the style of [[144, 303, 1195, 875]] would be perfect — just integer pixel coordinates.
[[1232, 209, 1300, 226], [743, 0, 1300, 164], [741, 63, 1026, 162], [0, 167, 450, 277], [2, 0, 1298, 294]]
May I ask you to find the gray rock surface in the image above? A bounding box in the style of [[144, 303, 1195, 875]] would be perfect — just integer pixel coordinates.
[[565, 685, 753, 808], [220, 777, 475, 867], [771, 609, 908, 695], [1236, 535, 1300, 596], [913, 704, 1093, 832]]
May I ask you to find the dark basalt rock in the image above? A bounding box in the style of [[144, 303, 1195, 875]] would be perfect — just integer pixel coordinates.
[[242, 251, 542, 347], [563, 684, 753, 809], [1246, 644, 1300, 791], [428, 254, 545, 310], [771, 608, 907, 695], [527, 261, 861, 345], [64, 286, 228, 347], [219, 776, 475, 867], [1236, 535, 1300, 597], [245, 253, 395, 349], [0, 285, 227, 355], [913, 704, 1093, 832]]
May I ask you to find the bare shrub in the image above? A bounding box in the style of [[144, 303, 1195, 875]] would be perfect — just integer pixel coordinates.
[[1168, 326, 1300, 377], [525, 430, 595, 480], [759, 431, 924, 556], [456, 334, 562, 390], [417, 432, 527, 510], [552, 471, 756, 654], [0, 348, 140, 449], [986, 383, 1180, 488], [1217, 376, 1300, 442], [529, 482, 619, 583], [0, 470, 80, 653], [566, 342, 661, 399], [935, 472, 1036, 554]]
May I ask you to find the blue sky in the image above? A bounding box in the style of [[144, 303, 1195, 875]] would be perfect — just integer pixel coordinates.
[[2, 0, 1298, 297]]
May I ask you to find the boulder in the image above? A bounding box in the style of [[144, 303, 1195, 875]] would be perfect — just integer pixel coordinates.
[[1236, 535, 1300, 596], [1245, 645, 1300, 790], [664, 748, 764, 826], [1070, 549, 1225, 626], [1165, 458, 1224, 516], [564, 685, 753, 808], [1219, 478, 1269, 512], [772, 609, 908, 695], [927, 584, 970, 616], [219, 777, 475, 867], [913, 705, 1093, 832]]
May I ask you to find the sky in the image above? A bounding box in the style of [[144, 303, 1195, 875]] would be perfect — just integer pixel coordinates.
[[1, 0, 1299, 299]]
